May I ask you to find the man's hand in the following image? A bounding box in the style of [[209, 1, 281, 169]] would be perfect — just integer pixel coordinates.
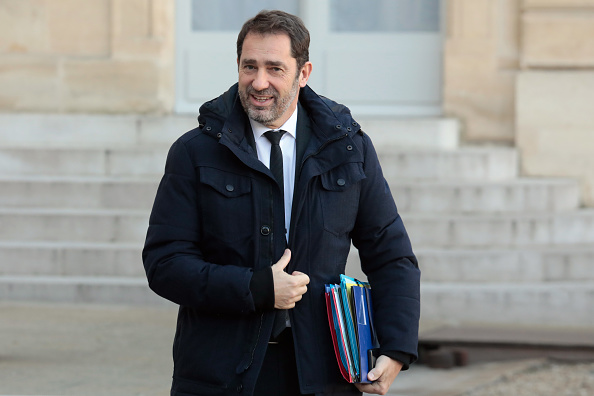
[[272, 249, 310, 309], [354, 355, 403, 395]]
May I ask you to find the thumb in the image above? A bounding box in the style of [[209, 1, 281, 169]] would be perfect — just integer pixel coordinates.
[[367, 355, 389, 381], [367, 365, 383, 382], [273, 249, 291, 270], [291, 271, 310, 284]]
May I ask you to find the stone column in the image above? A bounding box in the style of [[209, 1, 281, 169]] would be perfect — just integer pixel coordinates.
[[517, 0, 594, 206], [443, 0, 521, 144]]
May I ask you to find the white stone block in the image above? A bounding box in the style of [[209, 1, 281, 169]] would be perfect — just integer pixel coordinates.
[[0, 242, 143, 277], [379, 147, 518, 181], [517, 71, 594, 206], [543, 248, 594, 281], [0, 114, 138, 148], [0, 276, 168, 305], [0, 208, 149, 243], [417, 249, 545, 283], [107, 149, 168, 176], [138, 115, 197, 147], [0, 177, 158, 209], [0, 149, 107, 176], [406, 211, 594, 248], [361, 117, 460, 149], [392, 178, 580, 214], [420, 282, 594, 326]]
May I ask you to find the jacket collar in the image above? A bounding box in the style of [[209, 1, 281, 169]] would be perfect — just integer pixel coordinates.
[[197, 84, 364, 179], [197, 83, 361, 144]]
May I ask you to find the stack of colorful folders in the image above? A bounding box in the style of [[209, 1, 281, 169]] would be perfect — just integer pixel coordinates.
[[324, 275, 380, 383]]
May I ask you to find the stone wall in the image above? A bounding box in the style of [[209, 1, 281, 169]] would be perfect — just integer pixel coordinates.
[[443, 0, 520, 144], [3, 1, 594, 205], [0, 0, 174, 113], [516, 0, 594, 206], [444, 0, 594, 206]]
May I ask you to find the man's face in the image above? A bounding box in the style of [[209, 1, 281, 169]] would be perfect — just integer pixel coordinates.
[[238, 32, 311, 129]]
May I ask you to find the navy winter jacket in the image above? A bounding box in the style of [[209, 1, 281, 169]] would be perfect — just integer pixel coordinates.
[[143, 84, 420, 396]]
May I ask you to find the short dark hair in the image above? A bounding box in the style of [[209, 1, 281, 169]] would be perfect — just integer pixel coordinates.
[[237, 10, 310, 70]]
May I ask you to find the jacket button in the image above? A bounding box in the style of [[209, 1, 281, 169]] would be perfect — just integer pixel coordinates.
[[216, 132, 222, 139], [260, 226, 271, 236], [346, 145, 353, 151], [335, 124, 342, 130], [237, 384, 243, 392], [337, 179, 346, 186], [226, 184, 234, 192]]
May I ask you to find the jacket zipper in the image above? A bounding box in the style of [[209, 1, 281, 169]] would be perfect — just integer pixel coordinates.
[[246, 313, 264, 370]]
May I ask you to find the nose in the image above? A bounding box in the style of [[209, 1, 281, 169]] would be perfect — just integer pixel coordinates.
[[252, 69, 269, 92]]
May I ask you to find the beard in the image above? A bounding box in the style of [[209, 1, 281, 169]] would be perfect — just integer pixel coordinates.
[[239, 77, 300, 126]]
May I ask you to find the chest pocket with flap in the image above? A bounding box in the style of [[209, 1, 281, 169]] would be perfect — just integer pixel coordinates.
[[319, 162, 365, 236]]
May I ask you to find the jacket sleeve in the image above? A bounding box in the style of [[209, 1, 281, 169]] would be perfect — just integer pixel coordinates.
[[350, 132, 421, 366], [142, 137, 274, 314]]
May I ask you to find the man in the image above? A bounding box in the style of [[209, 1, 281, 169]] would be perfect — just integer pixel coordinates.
[[143, 10, 420, 396]]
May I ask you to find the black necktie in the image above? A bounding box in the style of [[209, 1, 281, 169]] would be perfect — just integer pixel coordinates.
[[264, 130, 288, 338], [264, 130, 286, 195]]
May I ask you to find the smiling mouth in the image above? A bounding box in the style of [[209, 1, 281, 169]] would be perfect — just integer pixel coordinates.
[[252, 94, 273, 103]]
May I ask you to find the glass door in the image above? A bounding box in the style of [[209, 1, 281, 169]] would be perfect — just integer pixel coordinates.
[[175, 0, 443, 116]]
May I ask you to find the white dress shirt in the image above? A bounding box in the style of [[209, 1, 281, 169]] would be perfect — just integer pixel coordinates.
[[249, 107, 298, 242]]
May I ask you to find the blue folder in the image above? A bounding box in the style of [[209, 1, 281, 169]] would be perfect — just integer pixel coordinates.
[[353, 285, 380, 383], [325, 276, 380, 383]]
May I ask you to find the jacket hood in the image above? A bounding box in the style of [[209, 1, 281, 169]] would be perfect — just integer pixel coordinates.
[[197, 83, 361, 139]]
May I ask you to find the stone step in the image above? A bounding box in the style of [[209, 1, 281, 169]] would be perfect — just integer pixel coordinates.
[[0, 148, 168, 177], [404, 210, 594, 248], [0, 176, 159, 209], [0, 113, 195, 149], [0, 242, 144, 277], [3, 242, 594, 283], [416, 246, 594, 283], [379, 147, 518, 181], [3, 208, 594, 247], [420, 282, 594, 327], [0, 208, 148, 243], [357, 117, 460, 149], [1, 277, 592, 327], [0, 146, 517, 180], [0, 113, 459, 150], [0, 275, 166, 305], [0, 176, 577, 213], [346, 246, 594, 284], [391, 178, 580, 213]]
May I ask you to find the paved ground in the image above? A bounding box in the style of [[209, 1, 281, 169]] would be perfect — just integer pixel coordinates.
[[0, 302, 591, 396], [0, 302, 176, 396]]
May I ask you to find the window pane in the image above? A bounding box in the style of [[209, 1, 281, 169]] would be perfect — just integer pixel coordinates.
[[192, 0, 300, 31], [330, 0, 440, 32]]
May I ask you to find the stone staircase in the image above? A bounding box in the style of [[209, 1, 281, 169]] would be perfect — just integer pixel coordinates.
[[0, 114, 592, 326]]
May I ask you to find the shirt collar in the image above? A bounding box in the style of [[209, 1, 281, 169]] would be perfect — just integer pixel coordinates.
[[249, 106, 298, 141]]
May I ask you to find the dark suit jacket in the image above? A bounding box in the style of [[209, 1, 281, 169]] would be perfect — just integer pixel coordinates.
[[143, 83, 420, 396]]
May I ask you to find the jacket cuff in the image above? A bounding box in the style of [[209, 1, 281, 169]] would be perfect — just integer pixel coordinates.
[[249, 267, 275, 311], [381, 350, 414, 371]]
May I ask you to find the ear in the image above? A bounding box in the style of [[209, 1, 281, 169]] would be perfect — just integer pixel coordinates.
[[298, 62, 313, 88]]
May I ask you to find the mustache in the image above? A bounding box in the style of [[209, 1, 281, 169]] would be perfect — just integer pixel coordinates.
[[246, 86, 278, 97]]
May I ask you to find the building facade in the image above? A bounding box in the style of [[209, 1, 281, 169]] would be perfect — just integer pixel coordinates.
[[2, 0, 594, 204]]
